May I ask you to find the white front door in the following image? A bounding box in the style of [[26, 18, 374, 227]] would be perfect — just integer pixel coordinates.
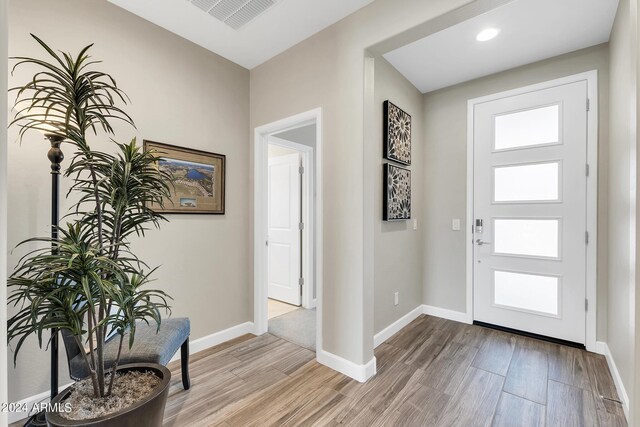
[[473, 80, 589, 344], [268, 152, 302, 306]]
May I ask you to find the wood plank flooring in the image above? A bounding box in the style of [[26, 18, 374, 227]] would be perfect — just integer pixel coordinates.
[[9, 315, 627, 426], [161, 315, 625, 426]]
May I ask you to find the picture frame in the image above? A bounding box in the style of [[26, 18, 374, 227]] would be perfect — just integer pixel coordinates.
[[144, 140, 226, 214], [383, 100, 412, 165], [383, 163, 411, 221]]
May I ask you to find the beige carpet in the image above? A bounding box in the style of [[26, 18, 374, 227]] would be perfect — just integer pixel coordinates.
[[268, 308, 316, 351]]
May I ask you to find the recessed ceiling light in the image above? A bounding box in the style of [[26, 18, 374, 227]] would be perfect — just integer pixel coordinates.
[[476, 28, 501, 42]]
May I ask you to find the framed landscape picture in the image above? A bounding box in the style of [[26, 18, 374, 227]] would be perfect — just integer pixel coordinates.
[[144, 140, 225, 214], [384, 163, 411, 221], [383, 100, 411, 165]]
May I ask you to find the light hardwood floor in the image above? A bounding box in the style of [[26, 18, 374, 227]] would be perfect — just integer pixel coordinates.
[[161, 315, 626, 426], [268, 298, 299, 319], [10, 315, 627, 426]]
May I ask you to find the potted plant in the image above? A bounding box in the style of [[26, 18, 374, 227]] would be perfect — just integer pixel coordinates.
[[7, 35, 174, 426]]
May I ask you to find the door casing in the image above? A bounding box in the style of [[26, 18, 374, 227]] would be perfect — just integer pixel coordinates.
[[466, 71, 599, 351]]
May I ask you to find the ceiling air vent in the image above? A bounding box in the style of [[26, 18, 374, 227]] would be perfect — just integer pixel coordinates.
[[189, 0, 280, 30]]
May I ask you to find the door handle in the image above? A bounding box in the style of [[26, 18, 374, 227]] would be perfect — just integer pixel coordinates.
[[476, 239, 492, 246]]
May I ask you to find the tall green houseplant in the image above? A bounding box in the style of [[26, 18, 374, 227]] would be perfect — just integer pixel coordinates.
[[7, 35, 172, 398]]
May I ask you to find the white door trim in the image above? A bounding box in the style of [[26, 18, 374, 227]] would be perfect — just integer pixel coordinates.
[[254, 108, 323, 354], [268, 136, 315, 309], [466, 70, 598, 351]]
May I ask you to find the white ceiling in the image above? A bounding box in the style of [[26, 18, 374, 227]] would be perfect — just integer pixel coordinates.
[[383, 0, 619, 93], [108, 0, 374, 69]]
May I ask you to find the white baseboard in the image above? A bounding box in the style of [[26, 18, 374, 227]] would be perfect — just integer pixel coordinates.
[[316, 350, 376, 383], [373, 306, 423, 348], [373, 304, 470, 349], [7, 381, 74, 424], [594, 341, 629, 420], [422, 304, 470, 324], [170, 321, 255, 362]]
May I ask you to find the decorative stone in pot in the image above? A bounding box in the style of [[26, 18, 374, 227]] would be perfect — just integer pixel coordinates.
[[46, 364, 171, 427]]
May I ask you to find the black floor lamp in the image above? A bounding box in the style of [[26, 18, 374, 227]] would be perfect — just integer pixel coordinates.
[[24, 133, 64, 427]]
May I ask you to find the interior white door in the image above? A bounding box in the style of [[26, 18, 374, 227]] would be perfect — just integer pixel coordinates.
[[473, 80, 588, 344], [268, 152, 302, 306]]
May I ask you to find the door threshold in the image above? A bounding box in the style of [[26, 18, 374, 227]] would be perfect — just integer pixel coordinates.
[[473, 321, 585, 350]]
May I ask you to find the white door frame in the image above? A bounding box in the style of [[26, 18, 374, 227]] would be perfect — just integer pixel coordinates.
[[268, 135, 315, 309], [466, 71, 598, 351], [254, 108, 323, 353]]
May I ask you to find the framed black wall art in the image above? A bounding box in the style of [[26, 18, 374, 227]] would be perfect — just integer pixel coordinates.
[[383, 100, 411, 165], [384, 163, 411, 221]]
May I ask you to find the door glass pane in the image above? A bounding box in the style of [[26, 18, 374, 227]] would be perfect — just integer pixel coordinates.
[[494, 219, 559, 258], [494, 105, 559, 150], [494, 162, 559, 202], [494, 270, 559, 315]]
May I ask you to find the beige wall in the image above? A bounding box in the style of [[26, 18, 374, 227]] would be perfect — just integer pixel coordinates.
[[372, 57, 424, 334], [609, 0, 638, 420], [1, 0, 8, 423], [7, 0, 250, 402], [250, 0, 472, 366], [422, 45, 610, 340]]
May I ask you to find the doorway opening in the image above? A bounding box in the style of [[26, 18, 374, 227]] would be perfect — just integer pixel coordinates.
[[254, 109, 322, 354], [267, 134, 314, 349]]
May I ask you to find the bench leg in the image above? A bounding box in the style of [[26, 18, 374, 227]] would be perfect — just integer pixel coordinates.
[[181, 338, 191, 390]]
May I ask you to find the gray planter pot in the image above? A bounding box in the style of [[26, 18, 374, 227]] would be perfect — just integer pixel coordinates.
[[46, 363, 171, 427]]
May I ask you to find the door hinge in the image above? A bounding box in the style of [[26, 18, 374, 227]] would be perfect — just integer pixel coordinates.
[[586, 98, 590, 111], [299, 222, 305, 230], [585, 299, 589, 311], [299, 165, 305, 174], [585, 231, 589, 245], [299, 277, 304, 286], [586, 164, 590, 177]]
